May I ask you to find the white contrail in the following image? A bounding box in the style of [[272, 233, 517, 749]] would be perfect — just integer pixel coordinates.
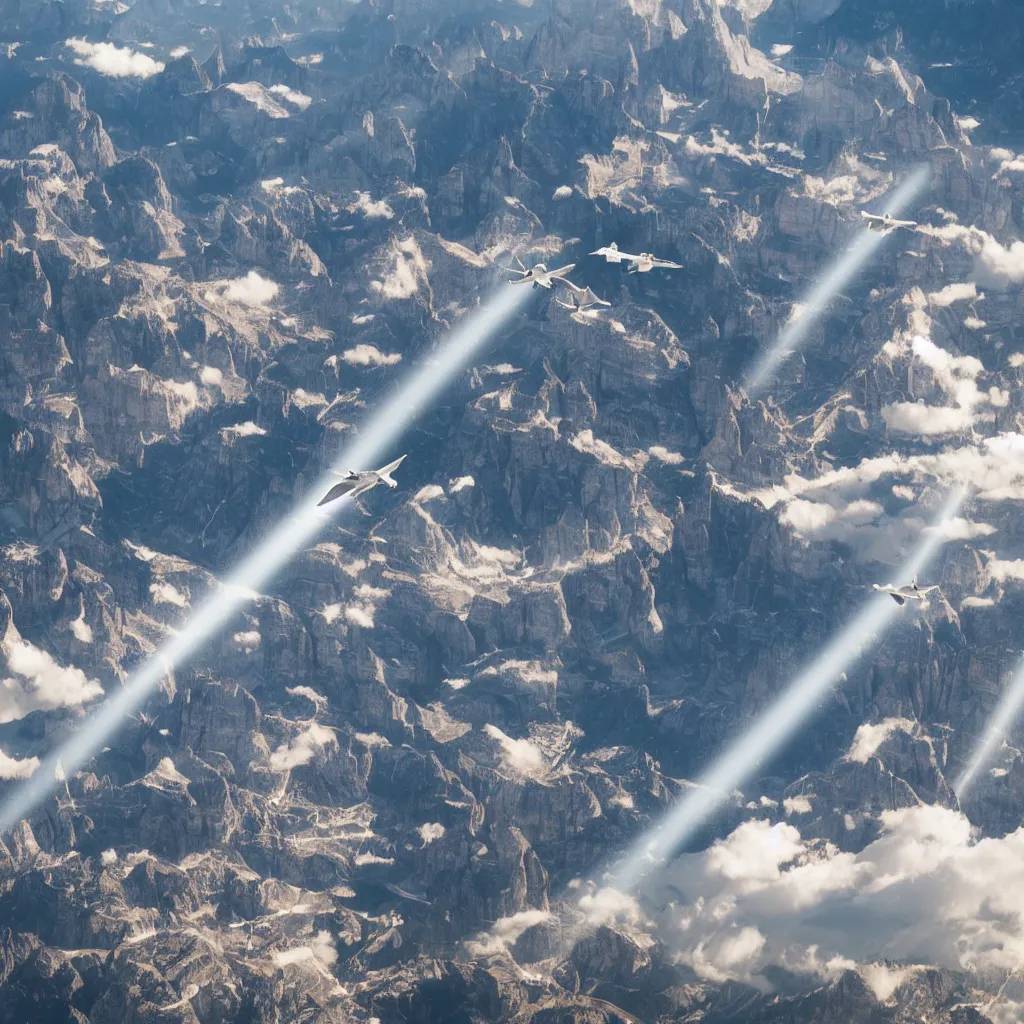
[[955, 653, 1024, 799], [0, 285, 528, 836], [607, 484, 966, 892], [745, 163, 932, 395]]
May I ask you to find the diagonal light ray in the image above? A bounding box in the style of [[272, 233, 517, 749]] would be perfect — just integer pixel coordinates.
[[0, 284, 529, 836], [745, 163, 932, 396], [955, 653, 1024, 800], [608, 484, 967, 892]]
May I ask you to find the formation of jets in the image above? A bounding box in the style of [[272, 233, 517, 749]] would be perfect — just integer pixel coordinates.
[[872, 577, 940, 605], [860, 210, 918, 234]]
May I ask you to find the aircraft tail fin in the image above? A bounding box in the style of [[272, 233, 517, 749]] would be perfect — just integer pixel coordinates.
[[376, 454, 407, 488]]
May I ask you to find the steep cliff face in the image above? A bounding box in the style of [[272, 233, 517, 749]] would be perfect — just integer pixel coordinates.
[[1, 0, 1024, 1021]]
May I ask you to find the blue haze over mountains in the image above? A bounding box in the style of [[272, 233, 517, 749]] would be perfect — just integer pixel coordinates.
[[0, 0, 1023, 1021]]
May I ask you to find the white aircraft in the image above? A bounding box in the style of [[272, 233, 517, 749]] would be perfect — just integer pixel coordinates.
[[589, 242, 682, 273], [317, 455, 407, 507], [872, 576, 940, 605], [861, 210, 917, 234], [507, 255, 576, 289], [555, 280, 611, 321]]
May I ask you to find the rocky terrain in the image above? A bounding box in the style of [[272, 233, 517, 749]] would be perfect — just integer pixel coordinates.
[[2, 0, 1024, 1021]]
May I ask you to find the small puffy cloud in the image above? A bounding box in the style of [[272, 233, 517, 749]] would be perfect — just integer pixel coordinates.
[[232, 629, 261, 652], [926, 281, 979, 307], [648, 445, 685, 465], [268, 723, 337, 771], [0, 639, 103, 724], [65, 38, 165, 78], [483, 724, 548, 781], [344, 605, 375, 629], [268, 84, 312, 110], [168, 45, 190, 59], [0, 748, 40, 779], [449, 475, 475, 493], [369, 237, 429, 300], [200, 366, 223, 386], [783, 795, 813, 816], [705, 819, 804, 884], [418, 823, 445, 844], [845, 718, 916, 764], [348, 192, 394, 219], [466, 909, 553, 956], [150, 581, 188, 607], [100, 848, 118, 866], [340, 344, 401, 367], [207, 270, 279, 308]]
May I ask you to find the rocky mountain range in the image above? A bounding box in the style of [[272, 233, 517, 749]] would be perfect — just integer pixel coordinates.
[[2, 0, 1024, 1021]]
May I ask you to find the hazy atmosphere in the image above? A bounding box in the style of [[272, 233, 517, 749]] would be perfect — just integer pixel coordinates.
[[1, 0, 1024, 1021]]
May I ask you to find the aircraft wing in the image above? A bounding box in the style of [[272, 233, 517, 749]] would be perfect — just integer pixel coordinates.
[[317, 479, 360, 506], [377, 454, 407, 476], [652, 258, 682, 269], [891, 593, 906, 605], [860, 211, 882, 222], [549, 263, 576, 278]]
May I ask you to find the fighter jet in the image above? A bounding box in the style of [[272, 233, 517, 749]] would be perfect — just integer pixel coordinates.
[[507, 254, 576, 289], [590, 242, 682, 273], [861, 210, 918, 234], [872, 576, 940, 605], [555, 280, 611, 321], [317, 455, 407, 507], [589, 241, 639, 265]]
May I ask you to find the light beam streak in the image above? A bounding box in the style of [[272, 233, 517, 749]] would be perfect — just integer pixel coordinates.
[[955, 653, 1024, 799], [745, 163, 932, 396], [608, 484, 966, 892], [0, 285, 528, 836]]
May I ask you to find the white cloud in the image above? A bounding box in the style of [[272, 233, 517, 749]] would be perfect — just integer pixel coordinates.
[[648, 445, 685, 465], [0, 639, 104, 724], [655, 805, 1024, 992], [232, 629, 261, 652], [340, 344, 401, 367], [483, 724, 549, 781], [0, 748, 40, 779], [926, 281, 979, 307], [418, 823, 445, 844], [65, 38, 165, 78], [268, 723, 337, 771], [268, 84, 312, 111], [882, 335, 998, 437], [783, 795, 813, 816], [344, 605, 375, 629], [466, 909, 553, 957], [844, 718, 916, 764], [348, 192, 394, 219], [449, 476, 475, 493], [205, 270, 279, 308], [369, 237, 430, 300], [200, 366, 223, 386], [168, 46, 190, 59], [100, 848, 118, 866], [919, 222, 1024, 289], [150, 581, 188, 607]]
